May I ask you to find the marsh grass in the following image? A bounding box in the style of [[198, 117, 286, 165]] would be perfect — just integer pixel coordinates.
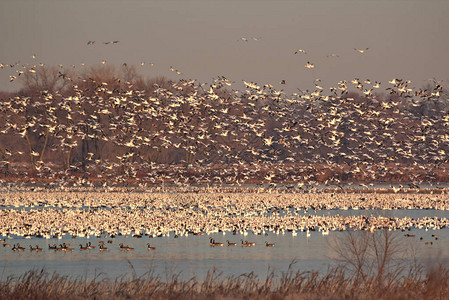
[[0, 261, 448, 299]]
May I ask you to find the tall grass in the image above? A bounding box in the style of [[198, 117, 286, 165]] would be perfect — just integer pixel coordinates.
[[0, 262, 448, 299]]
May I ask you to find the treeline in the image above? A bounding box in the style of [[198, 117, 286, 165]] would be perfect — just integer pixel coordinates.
[[0, 64, 448, 184]]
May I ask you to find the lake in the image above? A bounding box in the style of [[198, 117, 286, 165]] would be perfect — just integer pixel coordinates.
[[2, 226, 448, 281]]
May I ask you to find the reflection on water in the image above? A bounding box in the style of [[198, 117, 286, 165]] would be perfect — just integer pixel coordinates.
[[1, 229, 448, 281]]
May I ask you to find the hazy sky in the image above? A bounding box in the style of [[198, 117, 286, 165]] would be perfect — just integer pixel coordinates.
[[1, 0, 448, 93]]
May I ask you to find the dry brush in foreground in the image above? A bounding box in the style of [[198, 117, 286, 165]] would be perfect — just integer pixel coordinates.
[[1, 263, 448, 299]]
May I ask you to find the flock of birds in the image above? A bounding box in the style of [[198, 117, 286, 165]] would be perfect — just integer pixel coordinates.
[[2, 43, 372, 83], [0, 49, 448, 188], [1, 238, 277, 253], [87, 40, 119, 45], [0, 46, 448, 260], [0, 190, 448, 247]]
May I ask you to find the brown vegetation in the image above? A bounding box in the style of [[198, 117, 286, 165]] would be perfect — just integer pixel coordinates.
[[0, 258, 447, 299]]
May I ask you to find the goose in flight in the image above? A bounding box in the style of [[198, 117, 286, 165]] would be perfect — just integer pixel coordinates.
[[305, 61, 315, 69], [354, 48, 369, 53], [263, 136, 274, 146], [238, 37, 260, 42], [169, 66, 182, 75]]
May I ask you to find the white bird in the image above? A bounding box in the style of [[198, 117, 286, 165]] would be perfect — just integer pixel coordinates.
[[263, 136, 274, 146], [354, 48, 369, 53], [305, 62, 315, 69]]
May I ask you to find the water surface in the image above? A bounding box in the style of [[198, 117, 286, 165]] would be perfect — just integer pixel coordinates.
[[2, 229, 448, 281]]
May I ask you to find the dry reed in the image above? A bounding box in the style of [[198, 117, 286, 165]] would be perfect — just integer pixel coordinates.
[[0, 261, 448, 300]]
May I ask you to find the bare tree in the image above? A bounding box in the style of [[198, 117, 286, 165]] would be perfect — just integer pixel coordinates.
[[331, 229, 405, 292], [19, 66, 73, 94]]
